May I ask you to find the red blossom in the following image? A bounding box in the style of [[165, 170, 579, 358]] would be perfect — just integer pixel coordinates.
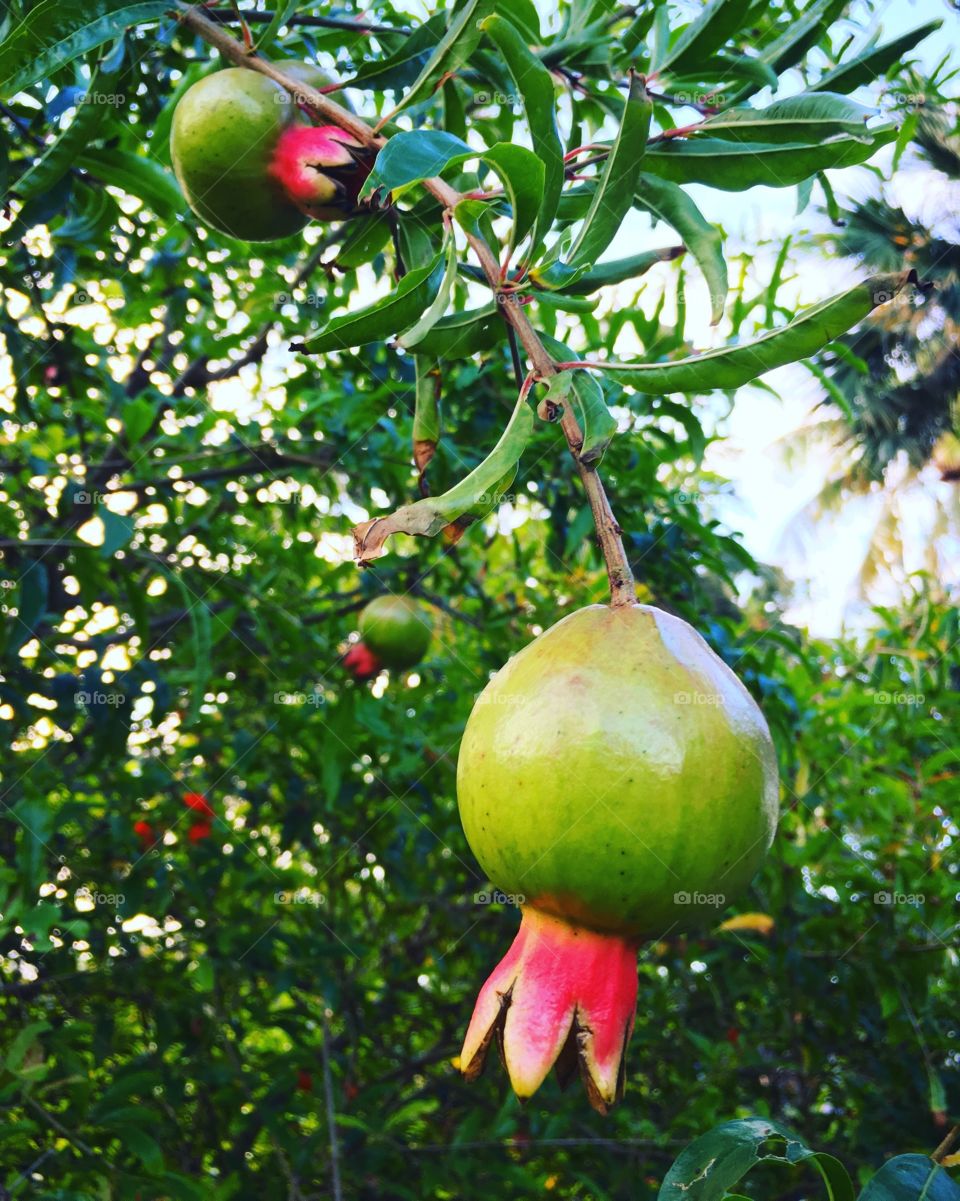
[[187, 820, 212, 843], [183, 791, 214, 816]]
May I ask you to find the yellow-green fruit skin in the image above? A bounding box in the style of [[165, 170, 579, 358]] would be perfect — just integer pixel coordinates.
[[457, 605, 779, 937], [170, 64, 338, 241], [358, 597, 433, 670]]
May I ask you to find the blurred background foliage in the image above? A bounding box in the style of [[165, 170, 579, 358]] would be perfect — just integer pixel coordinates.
[[0, 0, 957, 1197]]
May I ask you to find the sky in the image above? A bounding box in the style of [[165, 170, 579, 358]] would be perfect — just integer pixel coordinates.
[[634, 0, 960, 635]]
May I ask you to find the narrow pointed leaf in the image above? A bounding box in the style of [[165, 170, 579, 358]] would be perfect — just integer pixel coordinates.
[[352, 389, 535, 562], [397, 229, 458, 349], [300, 253, 445, 353], [480, 14, 563, 258], [811, 21, 942, 93], [78, 147, 184, 216], [699, 94, 876, 145], [654, 0, 752, 75], [581, 271, 914, 394], [644, 128, 896, 189], [636, 173, 726, 323], [405, 302, 502, 358], [567, 72, 652, 270], [412, 356, 441, 476], [0, 0, 168, 95], [549, 247, 686, 296], [381, 0, 496, 124], [362, 131, 543, 254]]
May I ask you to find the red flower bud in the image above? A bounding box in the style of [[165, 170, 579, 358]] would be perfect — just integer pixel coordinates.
[[344, 641, 382, 682], [183, 792, 214, 816], [133, 819, 157, 847], [188, 820, 212, 843]]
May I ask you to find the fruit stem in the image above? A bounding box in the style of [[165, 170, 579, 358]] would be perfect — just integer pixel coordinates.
[[176, 3, 636, 609]]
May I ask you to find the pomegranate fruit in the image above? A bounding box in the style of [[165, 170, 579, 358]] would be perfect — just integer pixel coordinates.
[[358, 596, 433, 671], [456, 604, 778, 1112], [170, 64, 366, 240]]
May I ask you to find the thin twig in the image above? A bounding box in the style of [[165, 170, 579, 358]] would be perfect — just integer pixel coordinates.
[[175, 5, 637, 609], [204, 6, 410, 34], [321, 1010, 343, 1201]]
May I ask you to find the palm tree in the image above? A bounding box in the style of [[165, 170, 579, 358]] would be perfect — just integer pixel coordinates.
[[778, 101, 960, 601]]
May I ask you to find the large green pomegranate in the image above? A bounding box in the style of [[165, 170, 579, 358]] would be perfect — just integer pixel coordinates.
[[358, 596, 433, 670], [170, 64, 363, 240], [456, 603, 778, 1112]]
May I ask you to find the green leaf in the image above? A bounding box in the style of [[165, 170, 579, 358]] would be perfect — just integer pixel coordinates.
[[299, 253, 445, 353], [659, 1118, 855, 1201], [114, 1124, 164, 1172], [480, 14, 563, 259], [859, 1156, 960, 1201], [381, 0, 496, 124], [544, 247, 685, 296], [547, 371, 618, 464], [482, 142, 543, 255], [412, 356, 441, 475], [0, 1, 169, 96], [811, 21, 942, 94], [397, 228, 458, 350], [12, 562, 48, 653], [654, 0, 752, 75], [576, 271, 914, 393], [362, 130, 473, 196], [335, 214, 392, 269], [254, 0, 301, 56], [99, 509, 135, 557], [404, 302, 502, 358], [15, 47, 123, 197], [757, 0, 848, 78], [699, 94, 877, 145], [78, 147, 185, 217], [644, 127, 896, 189], [363, 133, 542, 254], [636, 173, 727, 324], [4, 1021, 50, 1073], [351, 387, 536, 562], [122, 396, 154, 447], [567, 72, 652, 270]]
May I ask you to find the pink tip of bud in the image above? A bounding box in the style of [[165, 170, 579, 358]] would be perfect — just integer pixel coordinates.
[[270, 125, 368, 218]]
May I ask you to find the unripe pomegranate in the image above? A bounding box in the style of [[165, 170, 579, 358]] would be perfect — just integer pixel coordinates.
[[170, 64, 366, 240], [358, 596, 433, 671], [457, 604, 778, 1112]]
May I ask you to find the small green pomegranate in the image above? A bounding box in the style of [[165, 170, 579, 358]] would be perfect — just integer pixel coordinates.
[[457, 604, 778, 1112], [358, 596, 433, 670], [170, 64, 367, 240]]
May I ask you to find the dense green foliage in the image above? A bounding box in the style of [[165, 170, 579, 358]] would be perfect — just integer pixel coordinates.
[[0, 0, 956, 1196]]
